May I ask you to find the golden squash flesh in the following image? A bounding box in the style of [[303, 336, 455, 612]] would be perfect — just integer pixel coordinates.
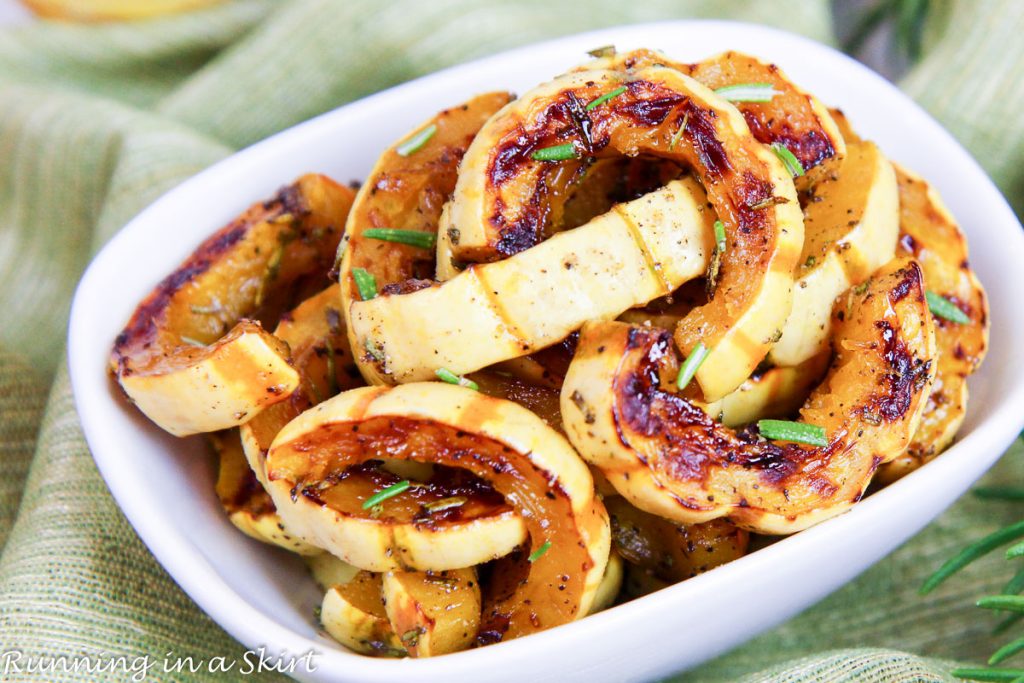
[[111, 174, 355, 436], [239, 287, 527, 572], [561, 258, 935, 534], [264, 383, 610, 643], [876, 167, 989, 483], [769, 141, 900, 366], [350, 178, 714, 384], [211, 429, 321, 556], [443, 65, 803, 401], [382, 568, 480, 657], [320, 569, 405, 657], [606, 495, 748, 584], [336, 92, 512, 386], [583, 49, 845, 171]]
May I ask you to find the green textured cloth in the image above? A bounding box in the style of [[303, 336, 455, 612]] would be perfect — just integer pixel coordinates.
[[0, 1, 1021, 681]]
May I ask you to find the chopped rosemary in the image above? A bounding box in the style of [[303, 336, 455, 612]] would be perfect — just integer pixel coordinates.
[[362, 480, 411, 510], [180, 335, 206, 347], [423, 496, 468, 514], [757, 419, 827, 447], [528, 540, 552, 563], [926, 290, 970, 324], [676, 342, 711, 390], [713, 219, 727, 253], [435, 368, 479, 391], [669, 112, 689, 150], [395, 123, 437, 157], [365, 338, 385, 363], [585, 85, 628, 111], [363, 228, 436, 249], [531, 143, 578, 162], [401, 627, 425, 647], [714, 82, 780, 103], [771, 142, 805, 177], [586, 45, 616, 59], [352, 267, 377, 301], [747, 195, 787, 211]]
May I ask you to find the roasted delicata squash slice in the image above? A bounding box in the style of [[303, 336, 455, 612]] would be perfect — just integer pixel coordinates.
[[443, 66, 803, 400], [351, 178, 714, 384], [265, 383, 610, 641], [562, 258, 935, 534], [241, 287, 530, 572], [336, 92, 512, 385], [769, 141, 899, 366], [311, 551, 481, 659], [211, 430, 321, 555], [276, 459, 526, 572], [240, 284, 361, 486], [320, 568, 406, 657], [382, 568, 481, 657], [581, 49, 845, 171], [618, 283, 829, 428], [471, 370, 563, 431], [588, 550, 624, 614], [699, 352, 831, 428], [876, 167, 988, 484], [307, 552, 361, 591], [111, 174, 356, 436], [606, 496, 748, 584]]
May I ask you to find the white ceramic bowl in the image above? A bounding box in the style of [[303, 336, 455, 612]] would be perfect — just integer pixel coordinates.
[[68, 20, 1024, 683]]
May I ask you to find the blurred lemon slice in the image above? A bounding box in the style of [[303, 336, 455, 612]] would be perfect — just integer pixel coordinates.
[[21, 0, 223, 21]]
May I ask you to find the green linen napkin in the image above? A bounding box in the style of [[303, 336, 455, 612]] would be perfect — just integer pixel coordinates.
[[0, 1, 1020, 681]]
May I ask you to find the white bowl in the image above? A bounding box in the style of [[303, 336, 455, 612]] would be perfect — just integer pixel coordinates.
[[68, 20, 1024, 683]]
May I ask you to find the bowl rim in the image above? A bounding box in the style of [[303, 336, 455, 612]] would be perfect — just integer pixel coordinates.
[[68, 18, 1024, 682]]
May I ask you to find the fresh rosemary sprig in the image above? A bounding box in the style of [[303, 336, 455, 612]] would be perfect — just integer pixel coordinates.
[[921, 467, 1024, 680]]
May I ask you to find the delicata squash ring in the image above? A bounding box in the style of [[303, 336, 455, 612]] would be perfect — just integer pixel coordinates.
[[211, 429, 321, 556], [336, 92, 513, 386], [442, 65, 804, 400], [264, 382, 610, 640], [350, 178, 715, 384], [111, 174, 355, 436], [876, 166, 989, 483], [578, 49, 845, 171], [240, 287, 528, 572], [768, 140, 899, 366], [561, 258, 936, 534]]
